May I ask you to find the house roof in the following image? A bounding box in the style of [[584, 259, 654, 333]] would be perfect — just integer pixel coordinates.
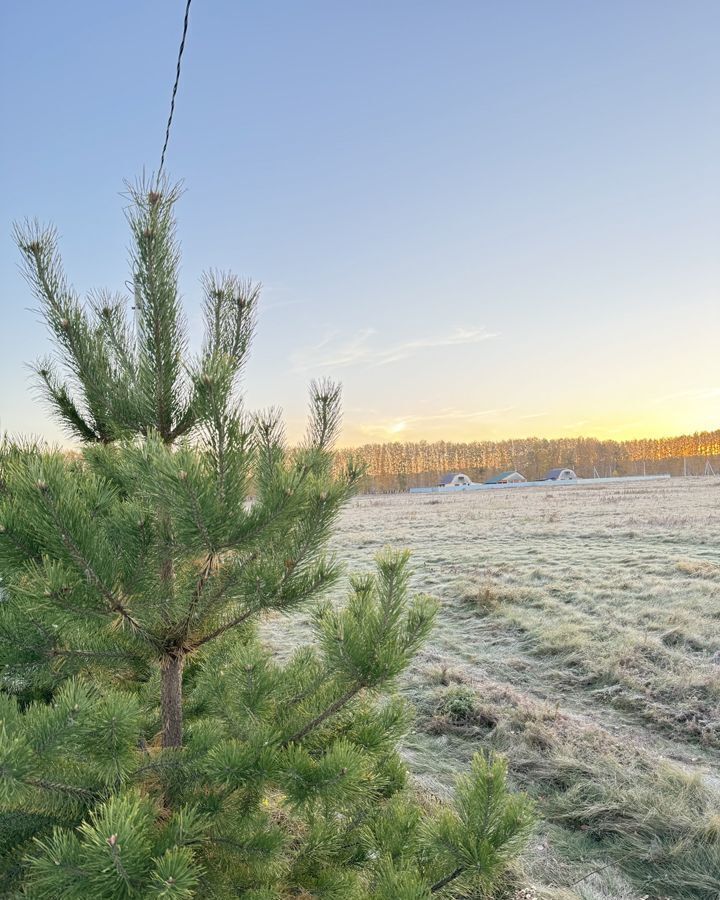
[[484, 470, 523, 484], [545, 467, 575, 480], [438, 473, 467, 485]]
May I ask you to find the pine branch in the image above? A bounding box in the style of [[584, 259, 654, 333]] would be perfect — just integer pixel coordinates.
[[285, 672, 328, 708], [177, 473, 214, 551], [34, 482, 149, 641], [182, 478, 334, 645], [89, 291, 136, 378], [282, 684, 362, 746], [35, 366, 100, 443], [24, 777, 99, 801], [179, 555, 244, 637], [106, 834, 135, 890], [127, 178, 188, 443], [430, 866, 464, 893], [174, 551, 216, 643], [305, 379, 342, 452], [191, 607, 254, 650], [50, 648, 145, 661], [0, 523, 43, 565], [42, 587, 111, 621]]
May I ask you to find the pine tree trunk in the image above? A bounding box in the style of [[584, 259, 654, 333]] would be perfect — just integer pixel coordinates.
[[160, 653, 184, 748]]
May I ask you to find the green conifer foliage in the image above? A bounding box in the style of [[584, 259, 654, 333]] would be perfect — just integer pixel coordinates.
[[0, 183, 532, 896]]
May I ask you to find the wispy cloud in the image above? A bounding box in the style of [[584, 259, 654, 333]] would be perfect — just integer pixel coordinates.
[[652, 386, 720, 404], [292, 327, 497, 372], [406, 406, 514, 424], [356, 406, 514, 439]]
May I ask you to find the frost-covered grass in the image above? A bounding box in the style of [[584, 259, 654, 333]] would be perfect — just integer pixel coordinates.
[[265, 477, 720, 899]]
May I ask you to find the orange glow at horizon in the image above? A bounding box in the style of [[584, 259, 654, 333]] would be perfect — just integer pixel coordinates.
[[335, 405, 720, 449]]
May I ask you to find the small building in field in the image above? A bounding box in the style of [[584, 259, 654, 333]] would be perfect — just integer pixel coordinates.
[[544, 467, 577, 481], [484, 470, 526, 485], [437, 473, 473, 487]]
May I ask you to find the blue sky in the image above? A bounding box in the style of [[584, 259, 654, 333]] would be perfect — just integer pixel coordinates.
[[1, 1, 719, 445]]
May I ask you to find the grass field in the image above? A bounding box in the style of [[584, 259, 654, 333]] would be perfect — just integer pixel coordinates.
[[267, 477, 720, 899]]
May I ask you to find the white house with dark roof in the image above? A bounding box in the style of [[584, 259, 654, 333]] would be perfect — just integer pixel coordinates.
[[484, 470, 526, 485], [544, 467, 577, 481], [437, 473, 473, 487]]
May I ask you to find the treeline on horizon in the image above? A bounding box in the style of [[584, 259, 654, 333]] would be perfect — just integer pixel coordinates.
[[334, 428, 720, 492]]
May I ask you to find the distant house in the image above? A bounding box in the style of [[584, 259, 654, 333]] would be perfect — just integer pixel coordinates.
[[437, 473, 473, 487], [484, 470, 526, 485], [544, 467, 577, 481]]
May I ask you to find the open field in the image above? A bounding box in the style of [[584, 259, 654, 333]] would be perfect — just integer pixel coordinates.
[[267, 477, 720, 899]]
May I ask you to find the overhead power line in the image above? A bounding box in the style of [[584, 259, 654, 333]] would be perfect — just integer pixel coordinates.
[[158, 0, 193, 178]]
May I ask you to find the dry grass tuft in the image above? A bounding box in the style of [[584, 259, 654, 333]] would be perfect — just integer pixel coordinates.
[[460, 579, 528, 611], [676, 558, 720, 579]]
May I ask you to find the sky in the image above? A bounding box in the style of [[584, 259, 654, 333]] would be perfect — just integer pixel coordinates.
[[1, 1, 719, 447]]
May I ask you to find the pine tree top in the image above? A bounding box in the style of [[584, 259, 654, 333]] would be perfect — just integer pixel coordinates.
[[14, 177, 259, 446]]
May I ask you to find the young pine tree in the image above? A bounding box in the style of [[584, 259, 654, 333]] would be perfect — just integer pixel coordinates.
[[0, 180, 532, 897]]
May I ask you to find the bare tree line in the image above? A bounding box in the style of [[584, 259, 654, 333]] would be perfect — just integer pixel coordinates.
[[335, 429, 720, 492]]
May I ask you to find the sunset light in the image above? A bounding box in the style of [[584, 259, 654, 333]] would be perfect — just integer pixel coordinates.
[[1, 4, 719, 896]]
